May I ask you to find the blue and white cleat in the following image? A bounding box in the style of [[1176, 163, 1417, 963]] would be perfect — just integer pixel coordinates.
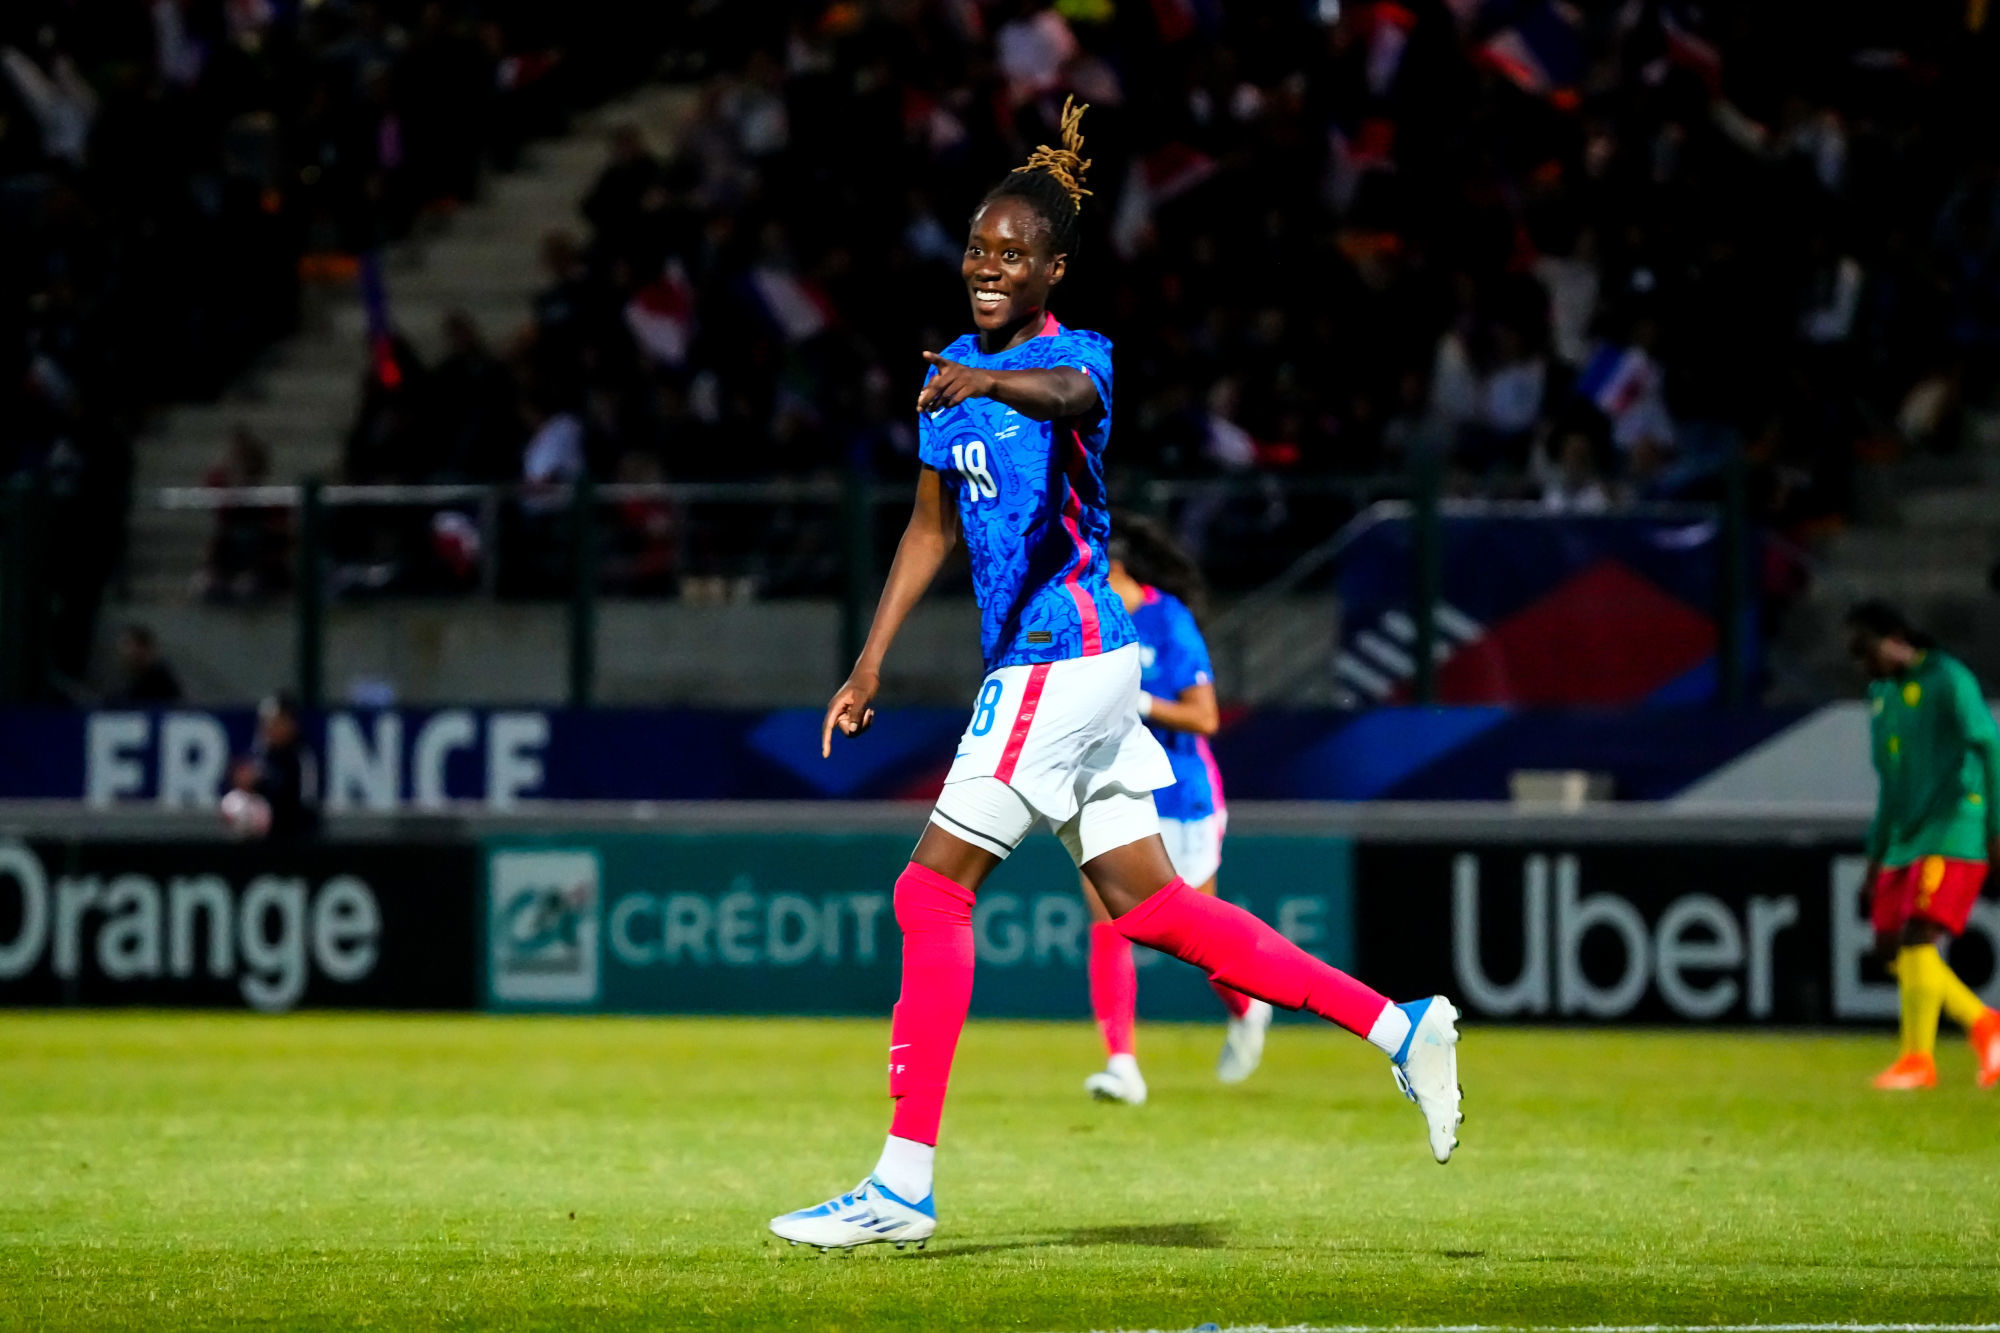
[[1391, 996, 1462, 1164], [1217, 998, 1274, 1085], [1085, 1053, 1148, 1105], [769, 1176, 936, 1252]]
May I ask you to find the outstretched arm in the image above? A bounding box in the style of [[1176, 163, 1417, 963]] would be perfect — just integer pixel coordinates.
[[916, 352, 1099, 421], [1141, 682, 1220, 736], [822, 466, 959, 757]]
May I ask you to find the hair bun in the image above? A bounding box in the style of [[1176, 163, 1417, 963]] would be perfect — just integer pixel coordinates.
[[1013, 96, 1092, 209]]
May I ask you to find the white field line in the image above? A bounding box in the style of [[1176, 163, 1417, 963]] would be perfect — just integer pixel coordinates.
[[1076, 1325, 2000, 1333]]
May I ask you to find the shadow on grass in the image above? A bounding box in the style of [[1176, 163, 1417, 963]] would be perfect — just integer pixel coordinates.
[[908, 1220, 1227, 1260]]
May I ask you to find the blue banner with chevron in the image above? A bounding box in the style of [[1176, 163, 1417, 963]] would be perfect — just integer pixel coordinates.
[[1333, 508, 1756, 708]]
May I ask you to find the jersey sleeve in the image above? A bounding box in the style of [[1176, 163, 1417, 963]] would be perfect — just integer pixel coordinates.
[[1050, 329, 1113, 438], [1152, 600, 1214, 697], [916, 367, 950, 471]]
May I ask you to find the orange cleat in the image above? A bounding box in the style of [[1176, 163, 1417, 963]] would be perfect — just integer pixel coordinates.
[[1972, 1010, 2000, 1089], [1872, 1052, 1938, 1090]]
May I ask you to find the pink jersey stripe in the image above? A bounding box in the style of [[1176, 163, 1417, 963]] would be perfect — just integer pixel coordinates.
[[995, 663, 1052, 784], [1061, 430, 1103, 655], [1195, 734, 1227, 815]]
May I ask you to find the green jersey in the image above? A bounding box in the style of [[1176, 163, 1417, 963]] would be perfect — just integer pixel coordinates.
[[1866, 649, 2000, 867]]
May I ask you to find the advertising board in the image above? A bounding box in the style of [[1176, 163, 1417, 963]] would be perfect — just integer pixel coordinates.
[[0, 839, 477, 1011], [482, 831, 1354, 1018], [1355, 844, 2000, 1023]]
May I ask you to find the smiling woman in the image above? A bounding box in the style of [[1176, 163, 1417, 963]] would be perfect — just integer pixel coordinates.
[[771, 94, 1462, 1255], [912, 96, 1099, 419]]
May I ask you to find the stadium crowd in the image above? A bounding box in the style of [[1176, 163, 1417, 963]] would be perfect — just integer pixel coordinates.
[[1, 0, 676, 686], [14, 2, 2000, 625], [334, 0, 2000, 592]]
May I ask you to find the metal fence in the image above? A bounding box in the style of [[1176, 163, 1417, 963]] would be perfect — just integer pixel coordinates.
[[3, 464, 1754, 709], [117, 472, 1412, 707]]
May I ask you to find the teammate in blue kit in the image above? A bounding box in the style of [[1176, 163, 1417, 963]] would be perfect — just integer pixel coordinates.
[[1079, 516, 1269, 1107], [769, 99, 1461, 1254]]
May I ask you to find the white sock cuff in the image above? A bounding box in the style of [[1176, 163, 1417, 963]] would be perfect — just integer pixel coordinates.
[[1366, 1001, 1411, 1057], [1107, 1052, 1141, 1078], [874, 1134, 935, 1201]]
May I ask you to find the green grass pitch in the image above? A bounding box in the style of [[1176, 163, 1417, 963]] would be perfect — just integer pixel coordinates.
[[1, 1012, 1996, 1331]]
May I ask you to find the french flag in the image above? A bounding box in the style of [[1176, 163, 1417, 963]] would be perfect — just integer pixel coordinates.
[[1660, 5, 1723, 94], [1575, 343, 1656, 419], [748, 266, 836, 343], [1111, 142, 1218, 259], [625, 259, 696, 368], [1476, 1, 1584, 109]]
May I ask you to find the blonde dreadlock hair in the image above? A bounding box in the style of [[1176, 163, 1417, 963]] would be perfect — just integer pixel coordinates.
[[979, 96, 1092, 255]]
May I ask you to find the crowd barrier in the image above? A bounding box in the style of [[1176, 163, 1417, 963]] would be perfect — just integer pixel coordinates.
[[5, 809, 1994, 1022]]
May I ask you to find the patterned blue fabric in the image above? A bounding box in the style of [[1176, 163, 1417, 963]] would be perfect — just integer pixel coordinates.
[[1132, 588, 1219, 820], [917, 320, 1135, 670]]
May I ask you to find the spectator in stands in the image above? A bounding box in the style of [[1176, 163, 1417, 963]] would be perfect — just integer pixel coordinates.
[[431, 310, 522, 482], [521, 398, 587, 492], [1535, 412, 1618, 516], [198, 428, 290, 602], [504, 395, 588, 595], [603, 450, 677, 595], [1429, 288, 1552, 476], [109, 624, 183, 705], [583, 125, 670, 276]]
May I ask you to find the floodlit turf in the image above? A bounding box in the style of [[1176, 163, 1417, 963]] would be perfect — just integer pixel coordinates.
[[1, 1014, 1996, 1332]]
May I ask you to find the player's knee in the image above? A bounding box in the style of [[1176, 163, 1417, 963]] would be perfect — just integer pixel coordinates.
[[1901, 919, 1943, 948], [893, 861, 976, 931], [1091, 877, 1151, 920], [1079, 841, 1180, 921]]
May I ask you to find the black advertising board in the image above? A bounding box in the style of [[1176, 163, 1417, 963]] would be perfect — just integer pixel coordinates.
[[0, 838, 477, 1011], [1355, 842, 2000, 1024]]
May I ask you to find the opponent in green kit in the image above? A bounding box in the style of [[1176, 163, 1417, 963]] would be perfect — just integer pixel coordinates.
[[1845, 601, 2000, 1089]]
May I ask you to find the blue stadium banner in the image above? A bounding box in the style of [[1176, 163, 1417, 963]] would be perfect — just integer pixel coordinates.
[[480, 831, 1354, 1018], [1334, 511, 1759, 708], [1, 706, 964, 806], [0, 704, 1808, 805]]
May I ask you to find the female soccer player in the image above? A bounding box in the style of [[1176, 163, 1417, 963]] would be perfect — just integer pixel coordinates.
[[770, 100, 1461, 1253], [1080, 515, 1271, 1106]]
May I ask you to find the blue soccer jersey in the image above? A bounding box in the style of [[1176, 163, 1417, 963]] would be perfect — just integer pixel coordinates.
[[1132, 586, 1223, 821], [917, 315, 1136, 670]]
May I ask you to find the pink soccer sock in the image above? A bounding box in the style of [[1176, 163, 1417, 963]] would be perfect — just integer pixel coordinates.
[[1210, 979, 1253, 1020], [1088, 921, 1138, 1057], [886, 862, 977, 1147], [1114, 877, 1389, 1038]]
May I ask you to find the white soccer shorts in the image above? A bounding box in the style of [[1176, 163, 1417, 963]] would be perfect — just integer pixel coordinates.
[[1158, 810, 1226, 887], [929, 643, 1174, 866]]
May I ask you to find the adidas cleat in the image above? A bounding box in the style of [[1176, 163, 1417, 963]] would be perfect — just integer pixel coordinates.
[[769, 1176, 936, 1251], [1391, 996, 1462, 1164], [1217, 998, 1273, 1085], [1085, 1058, 1148, 1105]]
